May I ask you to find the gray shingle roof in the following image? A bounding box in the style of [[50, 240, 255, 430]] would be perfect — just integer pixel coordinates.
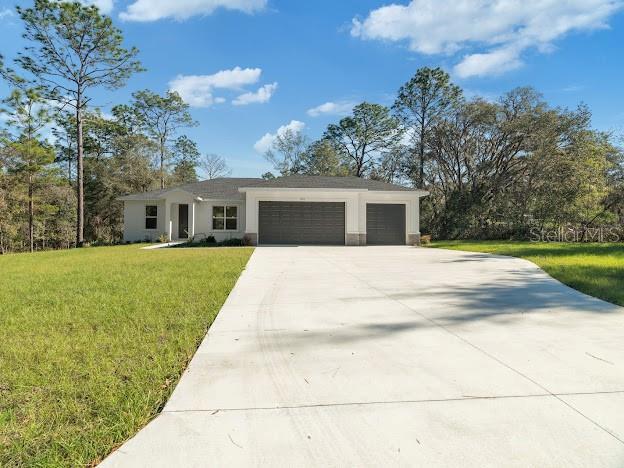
[[118, 176, 418, 201], [244, 175, 416, 191], [118, 178, 263, 201]]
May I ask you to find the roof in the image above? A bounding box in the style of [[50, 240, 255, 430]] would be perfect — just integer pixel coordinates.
[[242, 175, 419, 192], [118, 178, 263, 201], [118, 176, 422, 201]]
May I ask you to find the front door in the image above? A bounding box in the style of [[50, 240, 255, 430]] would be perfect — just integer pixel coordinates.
[[178, 204, 189, 239]]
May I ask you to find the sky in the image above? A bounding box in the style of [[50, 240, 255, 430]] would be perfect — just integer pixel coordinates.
[[1, 0, 623, 177]]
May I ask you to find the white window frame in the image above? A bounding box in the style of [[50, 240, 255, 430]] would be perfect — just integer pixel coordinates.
[[212, 205, 238, 231], [145, 205, 158, 230]]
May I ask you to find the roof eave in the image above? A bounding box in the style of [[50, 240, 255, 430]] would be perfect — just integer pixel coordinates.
[[239, 187, 370, 193], [239, 187, 428, 195], [117, 187, 199, 201]]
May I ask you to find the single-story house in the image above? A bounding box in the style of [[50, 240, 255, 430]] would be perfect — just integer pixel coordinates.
[[118, 175, 428, 246]]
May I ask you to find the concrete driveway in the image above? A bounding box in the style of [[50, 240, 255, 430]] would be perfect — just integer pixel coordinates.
[[102, 246, 624, 467]]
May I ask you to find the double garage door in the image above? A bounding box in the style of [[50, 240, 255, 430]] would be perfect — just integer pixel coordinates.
[[258, 201, 406, 245]]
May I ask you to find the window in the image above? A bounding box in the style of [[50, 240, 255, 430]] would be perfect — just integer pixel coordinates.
[[145, 205, 157, 229], [213, 205, 238, 230]]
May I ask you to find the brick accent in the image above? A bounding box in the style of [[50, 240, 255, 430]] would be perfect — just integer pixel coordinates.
[[407, 233, 421, 246], [244, 233, 258, 246], [346, 233, 366, 246]]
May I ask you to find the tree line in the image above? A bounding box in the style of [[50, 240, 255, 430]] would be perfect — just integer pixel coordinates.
[[0, 0, 230, 253], [262, 70, 624, 240], [1, 1, 622, 253]]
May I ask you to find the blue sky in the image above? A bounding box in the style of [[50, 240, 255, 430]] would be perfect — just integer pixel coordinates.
[[1, 0, 623, 177]]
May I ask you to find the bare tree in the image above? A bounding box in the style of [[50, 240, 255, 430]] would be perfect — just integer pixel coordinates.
[[264, 129, 308, 176], [200, 153, 231, 179]]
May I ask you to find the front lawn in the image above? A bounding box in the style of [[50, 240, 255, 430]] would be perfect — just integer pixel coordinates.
[[0, 245, 253, 466], [429, 241, 624, 306]]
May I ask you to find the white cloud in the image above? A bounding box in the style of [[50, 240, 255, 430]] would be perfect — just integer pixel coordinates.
[[232, 82, 278, 106], [454, 44, 523, 78], [561, 85, 585, 93], [120, 0, 266, 21], [306, 100, 355, 117], [169, 67, 262, 107], [0, 8, 15, 19], [253, 120, 305, 154], [351, 0, 622, 78], [87, 0, 114, 14]]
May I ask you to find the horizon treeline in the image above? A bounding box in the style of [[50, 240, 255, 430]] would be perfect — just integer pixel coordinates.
[[1, 1, 623, 253]]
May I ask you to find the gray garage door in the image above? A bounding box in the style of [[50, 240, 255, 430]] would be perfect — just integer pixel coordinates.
[[259, 201, 345, 245], [366, 204, 406, 245]]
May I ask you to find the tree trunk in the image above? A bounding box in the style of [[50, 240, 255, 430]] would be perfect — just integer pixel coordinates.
[[418, 119, 426, 189], [28, 174, 34, 253], [67, 133, 72, 183], [76, 96, 85, 247], [160, 140, 165, 189]]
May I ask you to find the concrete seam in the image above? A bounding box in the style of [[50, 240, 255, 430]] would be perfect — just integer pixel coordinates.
[[163, 390, 624, 414]]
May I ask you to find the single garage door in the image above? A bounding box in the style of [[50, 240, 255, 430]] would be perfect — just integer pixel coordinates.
[[259, 201, 345, 245], [366, 204, 406, 245]]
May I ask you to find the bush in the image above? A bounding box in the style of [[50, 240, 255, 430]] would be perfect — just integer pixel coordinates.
[[157, 233, 170, 243], [420, 234, 431, 245], [205, 235, 216, 244], [219, 238, 244, 247]]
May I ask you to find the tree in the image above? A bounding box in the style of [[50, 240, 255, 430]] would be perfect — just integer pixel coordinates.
[[15, 0, 142, 246], [200, 153, 231, 179], [0, 127, 22, 254], [371, 145, 410, 184], [264, 128, 308, 176], [324, 102, 402, 177], [300, 139, 349, 176], [171, 136, 200, 184], [131, 90, 196, 189], [52, 111, 76, 183], [393, 67, 462, 188], [1, 86, 55, 252], [420, 87, 620, 239]]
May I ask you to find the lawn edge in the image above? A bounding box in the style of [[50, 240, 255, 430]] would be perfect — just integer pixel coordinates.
[[425, 244, 623, 309], [96, 247, 255, 465]]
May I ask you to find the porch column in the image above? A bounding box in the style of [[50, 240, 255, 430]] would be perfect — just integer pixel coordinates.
[[190, 202, 195, 237], [164, 201, 172, 241]]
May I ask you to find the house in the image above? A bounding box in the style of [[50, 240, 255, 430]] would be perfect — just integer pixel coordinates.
[[118, 175, 429, 245]]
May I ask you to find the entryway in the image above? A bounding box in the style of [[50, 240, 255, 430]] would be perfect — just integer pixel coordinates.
[[178, 204, 189, 239]]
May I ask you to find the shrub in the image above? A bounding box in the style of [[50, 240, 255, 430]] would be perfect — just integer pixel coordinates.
[[219, 238, 244, 247], [420, 234, 432, 245], [157, 233, 170, 243]]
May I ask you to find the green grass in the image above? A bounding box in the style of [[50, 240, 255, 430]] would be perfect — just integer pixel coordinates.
[[428, 241, 624, 306], [0, 245, 253, 467]]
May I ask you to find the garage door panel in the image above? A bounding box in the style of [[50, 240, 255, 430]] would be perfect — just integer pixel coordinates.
[[259, 201, 345, 245], [366, 204, 406, 245]]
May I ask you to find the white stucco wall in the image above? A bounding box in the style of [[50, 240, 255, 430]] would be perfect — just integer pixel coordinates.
[[359, 191, 421, 238], [123, 199, 165, 242], [122, 187, 425, 244], [122, 193, 246, 242], [243, 189, 362, 235], [242, 188, 425, 243], [193, 200, 246, 242]]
